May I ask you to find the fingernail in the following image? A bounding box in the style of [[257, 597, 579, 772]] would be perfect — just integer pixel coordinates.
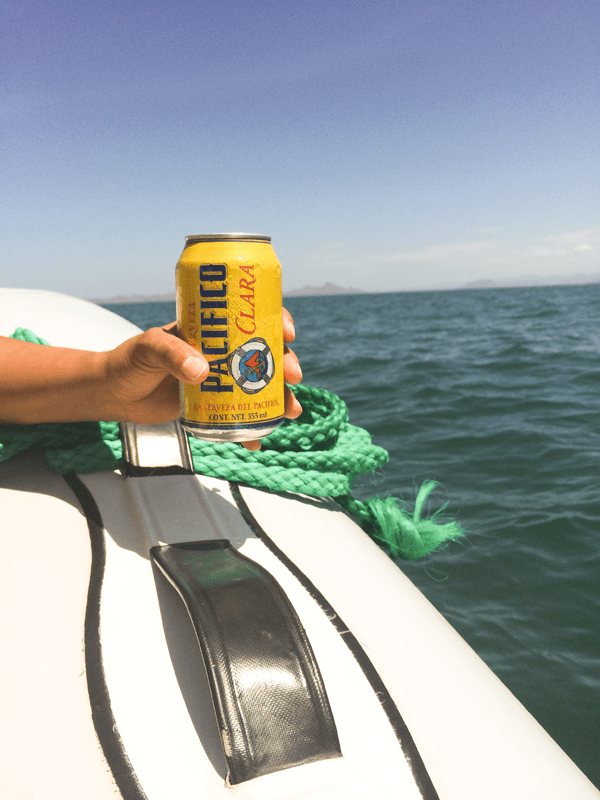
[[283, 318, 295, 340], [181, 355, 208, 381], [288, 362, 302, 383]]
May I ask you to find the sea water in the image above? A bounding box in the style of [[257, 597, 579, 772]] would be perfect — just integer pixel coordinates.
[[103, 282, 600, 787]]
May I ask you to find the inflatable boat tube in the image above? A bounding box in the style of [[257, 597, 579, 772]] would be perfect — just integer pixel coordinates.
[[1, 288, 598, 800]]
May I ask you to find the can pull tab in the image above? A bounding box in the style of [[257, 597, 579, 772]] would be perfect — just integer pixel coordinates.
[[119, 420, 194, 476]]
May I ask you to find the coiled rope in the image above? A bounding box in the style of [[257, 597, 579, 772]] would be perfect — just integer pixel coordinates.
[[0, 328, 463, 560]]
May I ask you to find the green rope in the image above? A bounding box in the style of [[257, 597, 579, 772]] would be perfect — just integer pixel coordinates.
[[0, 328, 463, 560]]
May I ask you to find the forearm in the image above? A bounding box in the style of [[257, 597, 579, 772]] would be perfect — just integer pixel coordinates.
[[0, 318, 300, 428], [0, 337, 108, 423]]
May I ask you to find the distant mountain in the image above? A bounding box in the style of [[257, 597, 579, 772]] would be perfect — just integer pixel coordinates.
[[459, 272, 600, 291], [91, 292, 176, 305], [461, 279, 498, 289], [498, 272, 600, 288], [283, 282, 365, 297]]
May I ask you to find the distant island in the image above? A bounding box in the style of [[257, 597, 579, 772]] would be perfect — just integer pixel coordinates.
[[459, 272, 600, 290], [283, 282, 365, 297], [461, 279, 498, 290]]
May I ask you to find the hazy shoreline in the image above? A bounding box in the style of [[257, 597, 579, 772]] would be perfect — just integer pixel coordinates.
[[91, 274, 599, 305]]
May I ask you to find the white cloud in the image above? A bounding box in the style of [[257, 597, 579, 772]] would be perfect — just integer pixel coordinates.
[[290, 228, 600, 292], [539, 228, 600, 247], [302, 239, 497, 268]]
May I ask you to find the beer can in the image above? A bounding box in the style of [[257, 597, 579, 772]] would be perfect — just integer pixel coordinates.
[[176, 233, 285, 442]]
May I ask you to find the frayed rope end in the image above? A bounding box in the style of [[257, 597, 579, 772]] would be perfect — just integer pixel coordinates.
[[336, 481, 464, 560]]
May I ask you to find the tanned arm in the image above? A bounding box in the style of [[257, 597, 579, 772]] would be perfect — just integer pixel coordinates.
[[0, 309, 302, 433]]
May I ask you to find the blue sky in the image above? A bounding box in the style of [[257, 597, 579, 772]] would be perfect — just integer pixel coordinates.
[[2, 0, 599, 297]]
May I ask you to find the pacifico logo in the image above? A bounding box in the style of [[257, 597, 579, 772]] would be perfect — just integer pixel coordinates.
[[230, 338, 275, 394], [198, 262, 275, 395]]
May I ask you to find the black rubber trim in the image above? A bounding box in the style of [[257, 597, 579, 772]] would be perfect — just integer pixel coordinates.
[[121, 464, 194, 478], [151, 539, 342, 785], [62, 473, 148, 800], [229, 483, 441, 800]]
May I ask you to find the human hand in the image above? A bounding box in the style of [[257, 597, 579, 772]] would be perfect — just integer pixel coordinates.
[[101, 308, 302, 448]]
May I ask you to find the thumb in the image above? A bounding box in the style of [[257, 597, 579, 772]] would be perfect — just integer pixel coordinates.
[[180, 353, 209, 382], [129, 327, 210, 384]]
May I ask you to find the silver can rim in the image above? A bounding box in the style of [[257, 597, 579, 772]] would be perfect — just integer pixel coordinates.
[[185, 233, 271, 243]]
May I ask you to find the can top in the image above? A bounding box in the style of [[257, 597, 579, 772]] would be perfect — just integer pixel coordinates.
[[185, 233, 271, 244]]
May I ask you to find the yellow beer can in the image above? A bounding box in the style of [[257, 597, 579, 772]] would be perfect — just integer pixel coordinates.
[[176, 233, 284, 442]]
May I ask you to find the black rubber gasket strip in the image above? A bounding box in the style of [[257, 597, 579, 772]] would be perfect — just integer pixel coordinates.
[[229, 482, 441, 800], [63, 473, 148, 800]]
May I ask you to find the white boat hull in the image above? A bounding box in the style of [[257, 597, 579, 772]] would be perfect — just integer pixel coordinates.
[[1, 289, 598, 799]]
